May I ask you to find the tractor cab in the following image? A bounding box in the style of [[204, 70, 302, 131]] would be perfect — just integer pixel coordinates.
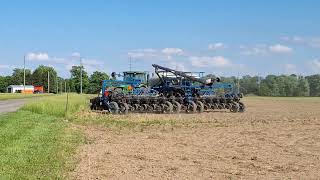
[[123, 71, 149, 87]]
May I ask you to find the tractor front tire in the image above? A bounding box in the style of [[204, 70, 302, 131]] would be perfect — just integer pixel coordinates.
[[109, 102, 119, 114], [119, 103, 129, 114]]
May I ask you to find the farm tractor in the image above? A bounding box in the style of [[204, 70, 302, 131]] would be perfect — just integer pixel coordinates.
[[90, 64, 245, 114]]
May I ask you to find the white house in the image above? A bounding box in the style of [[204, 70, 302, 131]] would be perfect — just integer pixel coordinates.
[[7, 85, 34, 94]]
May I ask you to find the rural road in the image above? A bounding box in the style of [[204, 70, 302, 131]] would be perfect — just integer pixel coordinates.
[[0, 99, 28, 114]]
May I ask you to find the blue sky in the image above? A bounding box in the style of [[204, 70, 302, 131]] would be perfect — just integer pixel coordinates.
[[0, 0, 320, 77]]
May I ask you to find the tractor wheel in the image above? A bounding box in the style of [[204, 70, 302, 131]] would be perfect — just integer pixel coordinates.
[[186, 101, 197, 113], [162, 101, 173, 114], [230, 103, 239, 113], [109, 102, 119, 114], [138, 105, 145, 113], [133, 104, 139, 112], [172, 100, 181, 113], [143, 104, 150, 112], [90, 103, 96, 110], [238, 102, 246, 113], [217, 104, 224, 109], [90, 98, 99, 110], [129, 105, 135, 112], [119, 103, 129, 114], [196, 101, 204, 113]]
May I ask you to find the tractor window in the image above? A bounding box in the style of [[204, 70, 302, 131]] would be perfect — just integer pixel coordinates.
[[134, 74, 146, 83], [123, 73, 146, 83]]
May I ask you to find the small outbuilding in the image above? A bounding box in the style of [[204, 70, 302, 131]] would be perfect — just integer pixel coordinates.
[[7, 85, 34, 94]]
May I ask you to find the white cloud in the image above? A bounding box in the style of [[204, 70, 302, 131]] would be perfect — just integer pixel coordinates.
[[282, 36, 304, 43], [240, 45, 268, 55], [143, 48, 157, 53], [128, 48, 184, 60], [24, 52, 104, 75], [190, 56, 233, 68], [240, 44, 271, 55], [128, 49, 158, 59], [127, 48, 187, 72], [161, 48, 184, 55], [27, 52, 71, 65], [208, 43, 225, 50], [282, 36, 320, 48], [240, 44, 293, 56], [128, 52, 147, 58], [269, 44, 293, 54], [26, 52, 49, 61]]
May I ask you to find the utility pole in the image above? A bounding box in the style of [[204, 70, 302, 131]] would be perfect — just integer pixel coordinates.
[[23, 55, 26, 93], [64, 81, 67, 93], [56, 76, 58, 94], [80, 57, 83, 94], [47, 71, 50, 93]]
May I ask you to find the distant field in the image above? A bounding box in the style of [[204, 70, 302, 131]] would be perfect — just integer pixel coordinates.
[[244, 96, 320, 101], [0, 93, 52, 100]]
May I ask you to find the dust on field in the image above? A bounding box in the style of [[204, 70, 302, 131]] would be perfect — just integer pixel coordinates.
[[70, 98, 320, 179]]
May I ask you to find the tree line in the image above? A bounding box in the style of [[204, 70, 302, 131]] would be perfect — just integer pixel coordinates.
[[0, 65, 109, 94], [205, 74, 320, 97], [1, 64, 319, 96]]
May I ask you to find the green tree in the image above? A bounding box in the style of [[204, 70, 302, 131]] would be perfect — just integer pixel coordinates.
[[0, 76, 13, 92], [284, 75, 298, 96], [32, 65, 58, 93], [294, 76, 310, 96], [88, 71, 109, 94], [11, 68, 32, 85], [306, 75, 320, 96], [239, 75, 259, 95], [70, 66, 89, 93], [259, 82, 271, 96]]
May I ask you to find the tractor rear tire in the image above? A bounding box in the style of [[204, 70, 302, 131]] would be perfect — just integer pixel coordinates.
[[172, 100, 181, 113], [186, 101, 197, 113], [119, 103, 129, 114], [90, 104, 96, 110], [238, 102, 246, 113], [196, 101, 204, 113], [109, 102, 119, 114], [162, 101, 173, 114], [90, 97, 99, 110], [230, 103, 239, 113]]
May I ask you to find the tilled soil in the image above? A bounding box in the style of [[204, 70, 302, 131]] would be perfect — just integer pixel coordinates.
[[71, 98, 320, 179]]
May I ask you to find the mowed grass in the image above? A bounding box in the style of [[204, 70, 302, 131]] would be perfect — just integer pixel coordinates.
[[0, 93, 52, 100], [0, 93, 87, 179]]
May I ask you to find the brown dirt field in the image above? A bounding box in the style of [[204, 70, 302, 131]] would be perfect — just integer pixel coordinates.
[[70, 98, 320, 179]]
